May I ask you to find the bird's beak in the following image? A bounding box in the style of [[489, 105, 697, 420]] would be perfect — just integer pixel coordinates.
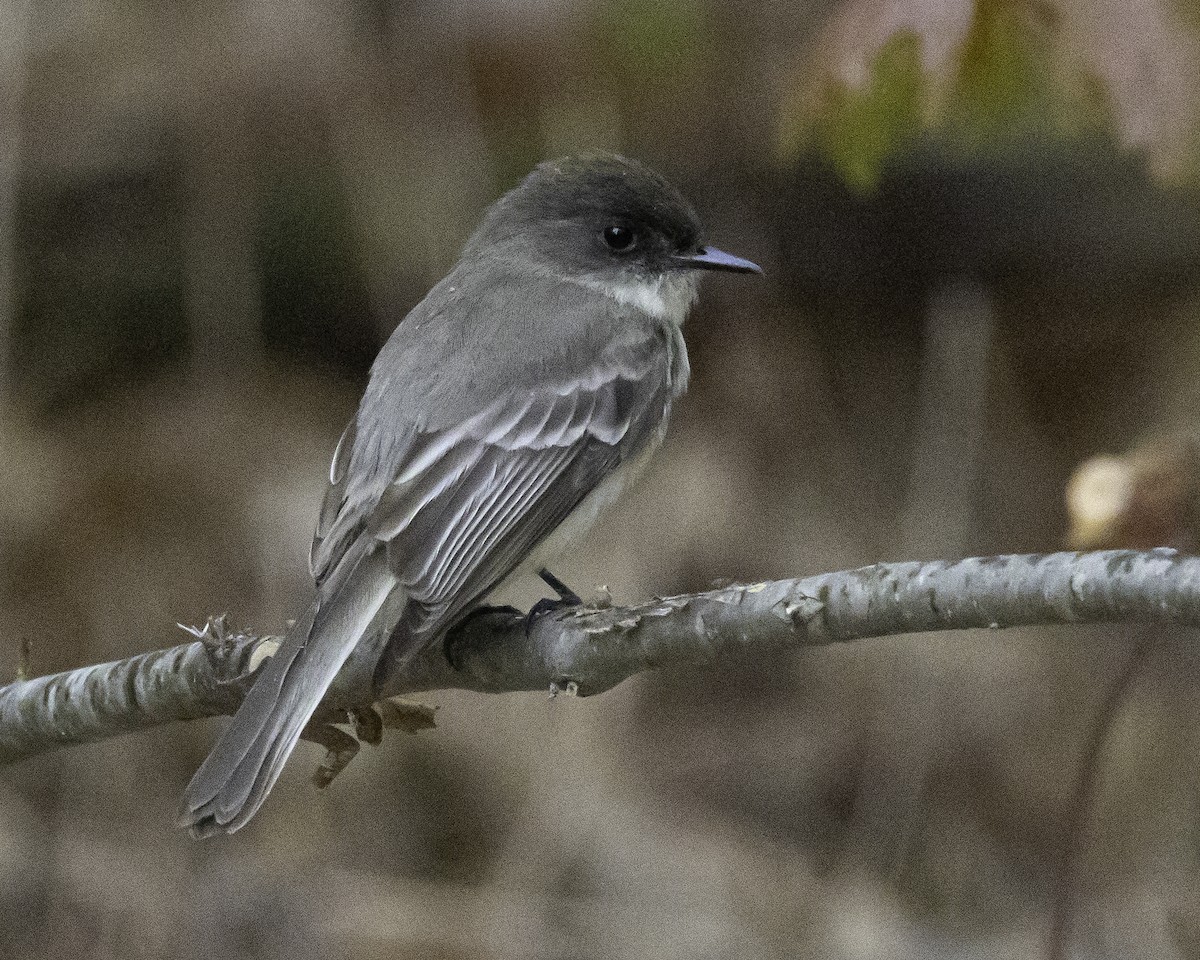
[[674, 246, 763, 275]]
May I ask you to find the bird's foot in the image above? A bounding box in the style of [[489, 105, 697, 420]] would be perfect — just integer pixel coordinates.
[[525, 568, 584, 635], [538, 568, 583, 605]]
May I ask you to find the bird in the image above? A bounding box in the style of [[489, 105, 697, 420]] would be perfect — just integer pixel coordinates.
[[179, 152, 761, 836]]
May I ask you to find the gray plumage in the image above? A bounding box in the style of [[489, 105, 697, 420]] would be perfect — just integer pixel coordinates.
[[179, 153, 759, 836]]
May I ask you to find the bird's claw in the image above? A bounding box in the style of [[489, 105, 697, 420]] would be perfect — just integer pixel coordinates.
[[525, 568, 584, 635], [524, 596, 579, 635]]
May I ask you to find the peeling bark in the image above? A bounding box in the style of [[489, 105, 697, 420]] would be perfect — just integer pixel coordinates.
[[0, 549, 1194, 767]]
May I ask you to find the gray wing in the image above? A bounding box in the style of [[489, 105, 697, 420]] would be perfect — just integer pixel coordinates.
[[309, 420, 359, 587], [310, 338, 676, 662]]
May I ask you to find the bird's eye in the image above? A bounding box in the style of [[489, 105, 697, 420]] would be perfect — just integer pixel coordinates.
[[602, 225, 635, 251]]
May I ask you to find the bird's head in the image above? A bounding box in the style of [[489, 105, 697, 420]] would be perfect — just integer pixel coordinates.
[[464, 153, 760, 320]]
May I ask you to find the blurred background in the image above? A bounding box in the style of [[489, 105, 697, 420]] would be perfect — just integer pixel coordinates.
[[4, 0, 1200, 957]]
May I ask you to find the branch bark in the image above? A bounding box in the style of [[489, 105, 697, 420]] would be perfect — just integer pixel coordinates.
[[1, 549, 1197, 767]]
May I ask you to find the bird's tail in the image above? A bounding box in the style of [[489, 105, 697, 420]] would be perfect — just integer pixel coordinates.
[[179, 542, 400, 837]]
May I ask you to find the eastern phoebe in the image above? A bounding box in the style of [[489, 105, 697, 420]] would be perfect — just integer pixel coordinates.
[[180, 153, 761, 836]]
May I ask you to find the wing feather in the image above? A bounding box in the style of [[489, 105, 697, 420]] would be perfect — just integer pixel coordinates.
[[313, 324, 679, 664], [421, 445, 577, 599], [381, 357, 669, 655], [309, 420, 360, 584]]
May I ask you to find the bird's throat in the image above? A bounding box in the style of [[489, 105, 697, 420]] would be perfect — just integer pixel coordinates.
[[580, 273, 698, 325]]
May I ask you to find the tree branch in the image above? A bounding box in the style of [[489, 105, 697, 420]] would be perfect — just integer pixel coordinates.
[[1, 549, 1196, 768]]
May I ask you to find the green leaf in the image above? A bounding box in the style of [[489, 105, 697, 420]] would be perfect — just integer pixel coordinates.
[[781, 0, 1126, 189], [805, 30, 927, 191]]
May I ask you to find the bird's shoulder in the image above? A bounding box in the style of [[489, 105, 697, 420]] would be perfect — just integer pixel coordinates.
[[363, 260, 680, 431]]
